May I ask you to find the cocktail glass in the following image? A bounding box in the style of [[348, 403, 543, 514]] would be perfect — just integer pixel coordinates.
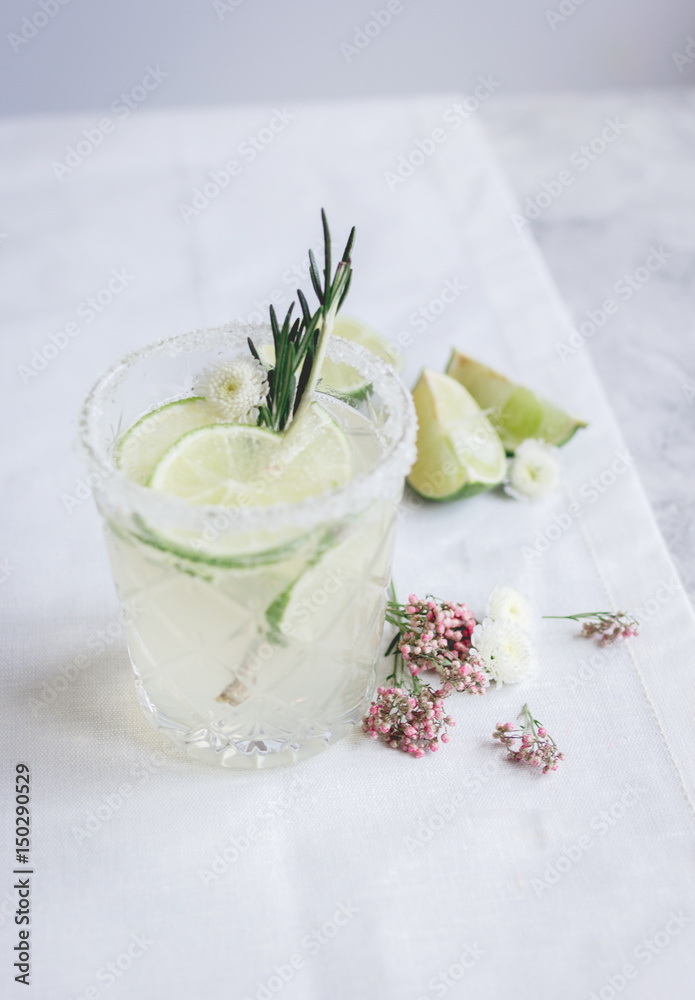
[[80, 322, 416, 768]]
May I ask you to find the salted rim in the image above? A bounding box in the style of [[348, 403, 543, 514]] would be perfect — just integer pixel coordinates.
[[79, 321, 417, 533]]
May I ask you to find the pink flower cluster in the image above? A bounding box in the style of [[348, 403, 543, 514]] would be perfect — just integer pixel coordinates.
[[493, 711, 564, 774], [580, 612, 639, 645], [399, 596, 477, 678], [363, 593, 489, 757], [545, 609, 640, 646], [362, 684, 455, 757], [438, 651, 489, 695]]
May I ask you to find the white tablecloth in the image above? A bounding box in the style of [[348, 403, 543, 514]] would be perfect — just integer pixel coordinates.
[[2, 95, 695, 999]]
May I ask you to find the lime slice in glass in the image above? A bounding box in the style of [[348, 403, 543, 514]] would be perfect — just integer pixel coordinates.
[[320, 315, 403, 399], [148, 402, 353, 507], [260, 315, 402, 401], [408, 369, 506, 501], [446, 350, 587, 453], [116, 397, 218, 484], [264, 528, 343, 639], [265, 503, 390, 643]]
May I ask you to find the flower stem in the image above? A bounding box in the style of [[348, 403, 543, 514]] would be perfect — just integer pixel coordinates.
[[519, 703, 535, 734], [543, 613, 614, 621]]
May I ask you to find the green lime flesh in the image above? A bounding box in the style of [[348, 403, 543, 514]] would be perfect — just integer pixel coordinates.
[[445, 350, 587, 453], [407, 368, 506, 501]]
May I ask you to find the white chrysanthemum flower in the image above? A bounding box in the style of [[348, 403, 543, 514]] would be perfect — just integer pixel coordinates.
[[486, 584, 534, 633], [196, 357, 268, 422], [470, 617, 533, 685], [505, 438, 560, 501]]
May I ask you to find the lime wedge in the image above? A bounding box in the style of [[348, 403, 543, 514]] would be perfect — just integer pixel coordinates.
[[408, 369, 506, 501], [446, 350, 587, 453], [148, 402, 353, 507], [320, 315, 403, 399], [260, 315, 402, 402], [116, 397, 218, 484]]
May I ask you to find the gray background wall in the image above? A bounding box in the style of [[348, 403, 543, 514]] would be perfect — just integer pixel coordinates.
[[1, 0, 694, 118]]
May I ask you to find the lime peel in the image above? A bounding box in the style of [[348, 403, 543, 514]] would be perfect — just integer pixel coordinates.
[[445, 350, 587, 453], [116, 397, 218, 485], [147, 402, 353, 508], [260, 315, 402, 402], [407, 369, 506, 501]]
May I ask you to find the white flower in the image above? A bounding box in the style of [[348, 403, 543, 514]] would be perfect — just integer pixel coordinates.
[[196, 357, 268, 422], [486, 584, 534, 633], [505, 438, 560, 501], [470, 617, 533, 686]]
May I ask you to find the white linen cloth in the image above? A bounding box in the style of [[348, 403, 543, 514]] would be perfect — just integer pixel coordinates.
[[1, 95, 695, 999]]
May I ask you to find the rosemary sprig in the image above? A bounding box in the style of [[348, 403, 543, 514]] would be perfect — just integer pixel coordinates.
[[249, 210, 355, 433]]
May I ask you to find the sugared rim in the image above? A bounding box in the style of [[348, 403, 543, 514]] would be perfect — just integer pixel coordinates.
[[79, 321, 417, 533]]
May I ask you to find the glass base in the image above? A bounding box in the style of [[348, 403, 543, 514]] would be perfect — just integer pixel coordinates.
[[134, 677, 359, 769]]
